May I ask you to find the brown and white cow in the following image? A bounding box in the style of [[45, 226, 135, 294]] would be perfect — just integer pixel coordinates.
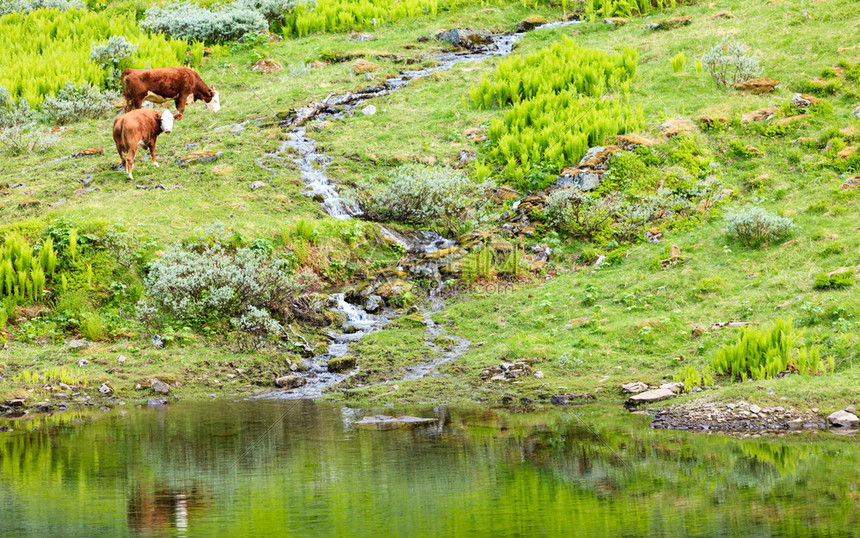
[[121, 67, 220, 120], [112, 108, 174, 181]]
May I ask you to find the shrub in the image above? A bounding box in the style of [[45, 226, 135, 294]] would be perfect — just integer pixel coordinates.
[[701, 36, 761, 88], [231, 305, 282, 349], [722, 206, 796, 247], [544, 188, 617, 241], [357, 165, 485, 234], [0, 86, 35, 128], [141, 0, 277, 43], [0, 123, 58, 155], [79, 312, 104, 341], [0, 0, 83, 15], [670, 51, 686, 74], [142, 245, 320, 326], [41, 82, 119, 125], [710, 317, 827, 381]]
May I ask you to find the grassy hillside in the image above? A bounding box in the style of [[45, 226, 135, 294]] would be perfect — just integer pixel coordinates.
[[1, 0, 859, 415]]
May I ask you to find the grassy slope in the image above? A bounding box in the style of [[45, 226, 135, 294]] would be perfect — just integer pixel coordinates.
[[1, 0, 859, 413]]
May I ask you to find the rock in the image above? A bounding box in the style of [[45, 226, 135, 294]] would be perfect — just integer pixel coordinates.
[[353, 59, 381, 74], [749, 404, 762, 414], [249, 180, 269, 191], [615, 134, 654, 150], [364, 294, 383, 313], [98, 383, 112, 395], [604, 17, 627, 26], [0, 425, 9, 432], [356, 415, 436, 429], [837, 146, 857, 159], [645, 16, 691, 30], [68, 339, 89, 351], [554, 169, 603, 191], [565, 317, 591, 329], [176, 151, 223, 167], [31, 402, 52, 411], [151, 334, 164, 348], [846, 405, 857, 414], [275, 375, 307, 389], [251, 59, 282, 74], [374, 279, 413, 302], [827, 410, 859, 428], [361, 104, 377, 115], [533, 371, 544, 379], [660, 118, 696, 137], [741, 107, 779, 124], [551, 393, 596, 405], [349, 32, 374, 41], [791, 93, 820, 108], [151, 380, 170, 395], [660, 382, 685, 394], [515, 15, 547, 32], [71, 147, 104, 158], [146, 398, 168, 406], [853, 105, 860, 118], [710, 11, 735, 19], [622, 381, 648, 394], [77, 359, 89, 368], [732, 77, 780, 94], [433, 28, 492, 49], [308, 60, 326, 69], [6, 399, 26, 407], [118, 355, 127, 364], [626, 388, 676, 405], [327, 356, 356, 373]]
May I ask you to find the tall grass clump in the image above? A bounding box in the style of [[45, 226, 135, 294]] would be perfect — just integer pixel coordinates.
[[0, 8, 200, 105], [710, 318, 829, 381], [283, 0, 457, 38], [469, 37, 641, 188], [0, 233, 57, 302], [583, 0, 695, 19], [670, 51, 686, 74]]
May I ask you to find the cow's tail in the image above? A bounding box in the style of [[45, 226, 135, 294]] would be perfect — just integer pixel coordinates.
[[120, 68, 132, 88]]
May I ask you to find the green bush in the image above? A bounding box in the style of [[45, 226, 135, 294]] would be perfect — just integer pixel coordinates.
[[0, 0, 83, 15], [41, 82, 119, 125], [544, 188, 616, 241], [722, 206, 796, 247], [710, 317, 827, 381], [813, 270, 854, 290], [79, 312, 104, 341], [670, 51, 686, 74]]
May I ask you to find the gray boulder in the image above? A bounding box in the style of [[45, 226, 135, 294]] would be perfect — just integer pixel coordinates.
[[827, 410, 859, 428], [626, 388, 676, 405]]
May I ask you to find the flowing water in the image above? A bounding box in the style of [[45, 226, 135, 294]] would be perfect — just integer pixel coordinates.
[[1, 401, 857, 536]]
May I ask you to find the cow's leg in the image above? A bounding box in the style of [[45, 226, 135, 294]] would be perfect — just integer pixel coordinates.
[[126, 145, 136, 180], [174, 95, 187, 120], [150, 137, 159, 167]]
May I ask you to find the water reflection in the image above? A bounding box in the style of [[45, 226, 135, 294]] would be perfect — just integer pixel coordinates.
[[1, 401, 859, 536]]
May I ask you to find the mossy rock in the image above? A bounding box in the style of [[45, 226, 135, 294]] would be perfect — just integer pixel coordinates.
[[327, 356, 356, 373]]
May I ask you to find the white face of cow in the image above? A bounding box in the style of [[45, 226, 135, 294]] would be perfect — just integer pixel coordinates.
[[206, 91, 220, 113], [160, 110, 174, 133]]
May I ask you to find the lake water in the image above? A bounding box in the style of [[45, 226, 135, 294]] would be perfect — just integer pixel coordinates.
[[1, 400, 858, 536]]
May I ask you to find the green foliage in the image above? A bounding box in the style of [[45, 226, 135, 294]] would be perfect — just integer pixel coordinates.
[[813, 270, 854, 290], [0, 232, 57, 303], [722, 206, 796, 247], [0, 0, 83, 15], [710, 318, 827, 381], [79, 312, 104, 341], [545, 188, 616, 241], [461, 247, 494, 284], [583, 0, 693, 18], [674, 364, 714, 391], [470, 38, 641, 188], [0, 123, 58, 154], [41, 81, 119, 125], [670, 51, 686, 74], [0, 8, 200, 105], [701, 36, 761, 88], [798, 78, 841, 96], [283, 0, 462, 38]]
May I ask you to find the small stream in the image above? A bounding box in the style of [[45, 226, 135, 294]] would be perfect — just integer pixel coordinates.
[[258, 22, 579, 398]]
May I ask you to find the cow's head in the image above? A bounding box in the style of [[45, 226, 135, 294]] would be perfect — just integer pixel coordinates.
[[205, 90, 220, 113], [160, 110, 174, 133]]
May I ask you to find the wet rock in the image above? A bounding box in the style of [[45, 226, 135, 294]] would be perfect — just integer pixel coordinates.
[[374, 279, 413, 303], [98, 383, 113, 395], [151, 380, 170, 395], [327, 356, 356, 373], [356, 415, 436, 429], [0, 425, 9, 432], [828, 410, 859, 428], [275, 375, 307, 389], [354, 60, 381, 74], [249, 180, 268, 190], [146, 398, 168, 406], [733, 77, 780, 94], [645, 16, 691, 31], [626, 388, 676, 405], [515, 15, 547, 32], [251, 59, 282, 74], [176, 151, 223, 167], [361, 104, 377, 115], [31, 402, 53, 411], [68, 339, 89, 351], [364, 294, 383, 313], [622, 381, 648, 394], [551, 393, 596, 405], [433, 28, 492, 49], [791, 93, 820, 108]]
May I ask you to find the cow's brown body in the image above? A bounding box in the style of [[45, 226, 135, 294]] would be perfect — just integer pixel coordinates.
[[121, 67, 218, 120], [113, 109, 173, 180]]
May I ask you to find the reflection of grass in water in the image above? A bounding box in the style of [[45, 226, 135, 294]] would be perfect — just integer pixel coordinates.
[[741, 441, 814, 478]]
